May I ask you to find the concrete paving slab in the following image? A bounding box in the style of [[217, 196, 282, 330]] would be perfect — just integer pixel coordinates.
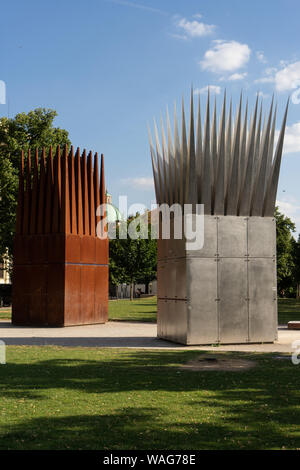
[[0, 320, 299, 352]]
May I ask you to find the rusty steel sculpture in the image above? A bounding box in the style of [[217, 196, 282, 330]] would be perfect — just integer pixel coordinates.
[[12, 145, 108, 326], [149, 90, 289, 345]]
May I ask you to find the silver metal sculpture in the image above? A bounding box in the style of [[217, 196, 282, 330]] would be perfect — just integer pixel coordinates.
[[149, 90, 289, 345]]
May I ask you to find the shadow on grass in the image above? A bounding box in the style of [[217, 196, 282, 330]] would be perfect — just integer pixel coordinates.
[[0, 350, 299, 449]]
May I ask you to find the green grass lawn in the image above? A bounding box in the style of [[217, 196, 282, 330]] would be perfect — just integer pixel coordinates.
[[278, 298, 300, 325], [0, 347, 299, 450], [109, 296, 157, 322], [0, 309, 11, 320], [2, 296, 300, 324]]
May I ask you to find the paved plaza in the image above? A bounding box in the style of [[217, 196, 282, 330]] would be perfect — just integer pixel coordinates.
[[0, 320, 298, 352]]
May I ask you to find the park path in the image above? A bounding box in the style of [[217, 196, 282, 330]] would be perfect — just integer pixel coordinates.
[[0, 320, 298, 352]]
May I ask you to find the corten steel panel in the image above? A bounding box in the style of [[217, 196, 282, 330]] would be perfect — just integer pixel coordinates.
[[218, 258, 248, 343], [248, 217, 276, 258], [65, 234, 81, 263], [64, 264, 81, 326], [46, 263, 65, 326], [96, 238, 109, 265], [218, 216, 247, 257], [248, 258, 277, 342], [80, 265, 95, 325], [12, 265, 30, 324], [94, 266, 108, 323], [187, 258, 218, 345], [186, 215, 217, 258], [80, 236, 96, 264], [29, 265, 47, 325], [13, 147, 108, 327]]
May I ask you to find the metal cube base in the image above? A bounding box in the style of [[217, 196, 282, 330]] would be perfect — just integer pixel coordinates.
[[157, 216, 277, 345], [12, 234, 108, 326]]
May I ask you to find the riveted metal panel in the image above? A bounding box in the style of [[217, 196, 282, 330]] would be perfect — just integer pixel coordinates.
[[248, 217, 276, 258], [157, 299, 188, 344], [175, 258, 187, 300], [166, 258, 177, 299], [157, 238, 168, 261], [248, 258, 277, 342], [218, 258, 248, 343], [186, 215, 217, 258], [157, 260, 167, 299], [218, 216, 247, 257], [187, 258, 218, 344]]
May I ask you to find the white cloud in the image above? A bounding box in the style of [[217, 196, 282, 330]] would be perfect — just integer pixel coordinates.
[[122, 177, 154, 189], [174, 16, 216, 38], [256, 51, 266, 63], [227, 72, 247, 81], [275, 61, 300, 92], [254, 76, 274, 84], [257, 91, 270, 99], [275, 122, 300, 154], [255, 61, 300, 92], [194, 85, 221, 95], [276, 198, 300, 232], [200, 40, 251, 73]]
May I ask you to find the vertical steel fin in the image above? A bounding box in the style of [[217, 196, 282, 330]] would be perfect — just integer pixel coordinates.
[[181, 97, 188, 206], [214, 92, 226, 215], [202, 90, 211, 214], [87, 151, 96, 236], [16, 151, 25, 234], [167, 107, 175, 206], [251, 97, 274, 216], [69, 146, 77, 234], [37, 148, 46, 234], [239, 97, 259, 215], [196, 96, 203, 202], [29, 148, 39, 234], [263, 100, 289, 216], [226, 94, 242, 215], [81, 149, 89, 235], [75, 148, 83, 236], [188, 88, 197, 207]]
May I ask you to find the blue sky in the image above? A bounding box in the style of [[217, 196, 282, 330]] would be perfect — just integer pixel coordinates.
[[1, 0, 300, 230]]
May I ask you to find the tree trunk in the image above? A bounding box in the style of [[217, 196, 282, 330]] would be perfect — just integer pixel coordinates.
[[145, 282, 149, 294], [130, 282, 134, 301]]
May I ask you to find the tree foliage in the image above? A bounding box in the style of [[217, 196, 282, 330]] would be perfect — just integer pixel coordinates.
[[275, 207, 296, 297], [0, 108, 70, 259], [109, 217, 157, 299]]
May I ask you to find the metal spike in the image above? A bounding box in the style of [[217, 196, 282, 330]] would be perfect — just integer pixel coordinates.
[[226, 94, 242, 215], [264, 99, 289, 216], [181, 97, 188, 206], [239, 97, 259, 215], [196, 96, 202, 202], [251, 97, 274, 215], [187, 88, 197, 207], [167, 107, 175, 206], [202, 90, 211, 214], [174, 103, 180, 205], [214, 91, 226, 214], [148, 125, 160, 204]]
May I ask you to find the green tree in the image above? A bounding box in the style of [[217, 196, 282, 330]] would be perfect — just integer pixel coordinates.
[[292, 234, 300, 298], [275, 207, 296, 297], [109, 216, 157, 300], [0, 108, 70, 260]]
